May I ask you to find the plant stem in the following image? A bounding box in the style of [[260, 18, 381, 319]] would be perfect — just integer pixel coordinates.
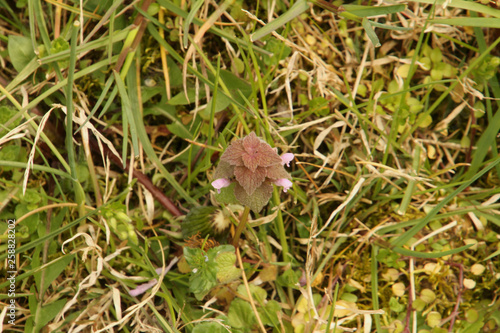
[[232, 206, 251, 247], [273, 190, 289, 262]]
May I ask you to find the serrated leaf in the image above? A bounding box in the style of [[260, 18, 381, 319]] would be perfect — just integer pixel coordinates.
[[237, 284, 267, 303], [8, 35, 35, 72], [228, 298, 256, 330], [183, 247, 204, 268], [241, 132, 282, 171], [216, 251, 241, 284], [266, 164, 291, 180], [258, 300, 281, 327], [214, 182, 239, 205], [214, 160, 235, 179], [208, 244, 235, 255], [234, 182, 273, 213], [277, 269, 301, 288], [234, 166, 267, 196], [189, 264, 217, 300], [221, 139, 245, 166]]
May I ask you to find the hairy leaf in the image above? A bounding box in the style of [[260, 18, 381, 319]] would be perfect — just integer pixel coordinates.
[[234, 182, 273, 213], [234, 166, 267, 196]]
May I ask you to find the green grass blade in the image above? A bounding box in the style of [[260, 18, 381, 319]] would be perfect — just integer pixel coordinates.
[[157, 0, 271, 55], [410, 0, 500, 18], [251, 0, 309, 41], [113, 70, 139, 158], [183, 0, 204, 47], [341, 4, 406, 17], [391, 157, 500, 247], [362, 18, 381, 47], [0, 161, 72, 179], [429, 17, 500, 28]]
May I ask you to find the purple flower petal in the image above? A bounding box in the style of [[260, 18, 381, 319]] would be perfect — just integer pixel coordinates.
[[129, 278, 158, 297], [212, 178, 231, 193], [281, 153, 294, 167], [274, 178, 293, 192]]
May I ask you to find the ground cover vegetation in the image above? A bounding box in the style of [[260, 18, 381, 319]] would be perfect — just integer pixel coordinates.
[[0, 0, 500, 332]]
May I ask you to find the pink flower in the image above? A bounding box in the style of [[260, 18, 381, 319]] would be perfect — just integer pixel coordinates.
[[274, 178, 293, 192], [129, 279, 158, 297], [211, 178, 231, 193], [281, 153, 294, 167], [128, 259, 179, 297]]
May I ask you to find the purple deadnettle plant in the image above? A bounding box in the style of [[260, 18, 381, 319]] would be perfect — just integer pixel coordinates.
[[211, 132, 293, 213]]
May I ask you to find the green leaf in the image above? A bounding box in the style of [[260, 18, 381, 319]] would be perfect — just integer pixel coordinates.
[[237, 284, 267, 303], [234, 182, 274, 213], [34, 299, 67, 331], [369, 21, 413, 31], [114, 70, 139, 156], [215, 251, 236, 269], [167, 88, 205, 105], [258, 300, 281, 327], [483, 248, 500, 261], [262, 38, 292, 67], [189, 263, 217, 300], [35, 254, 75, 292], [214, 182, 239, 205], [228, 298, 256, 330], [8, 35, 34, 72], [341, 4, 406, 17], [389, 297, 405, 313], [15, 204, 39, 235], [183, 247, 204, 268], [184, 245, 237, 299], [362, 18, 381, 47], [276, 268, 300, 288], [183, 0, 205, 47], [165, 120, 193, 140], [192, 322, 226, 333], [0, 106, 21, 130]]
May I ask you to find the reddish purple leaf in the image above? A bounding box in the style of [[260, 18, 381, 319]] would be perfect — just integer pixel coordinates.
[[266, 164, 291, 180], [240, 133, 282, 172], [234, 165, 267, 196], [221, 139, 245, 166]]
